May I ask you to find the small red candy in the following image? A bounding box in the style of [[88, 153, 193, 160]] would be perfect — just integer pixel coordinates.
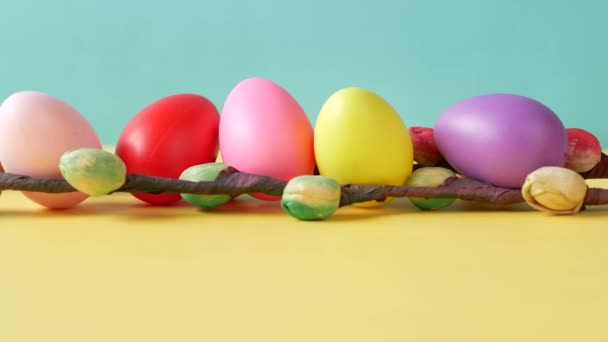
[[565, 128, 602, 173], [409, 127, 443, 166]]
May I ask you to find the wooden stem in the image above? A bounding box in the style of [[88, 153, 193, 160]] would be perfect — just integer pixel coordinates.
[[1, 168, 608, 208]]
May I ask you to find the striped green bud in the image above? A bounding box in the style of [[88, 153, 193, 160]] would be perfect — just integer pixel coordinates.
[[179, 163, 232, 209], [59, 148, 126, 196], [405, 167, 456, 210], [281, 175, 340, 220]]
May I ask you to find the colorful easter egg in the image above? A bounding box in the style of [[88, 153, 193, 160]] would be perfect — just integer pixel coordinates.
[[0, 91, 102, 209], [219, 77, 315, 201], [434, 94, 568, 188], [314, 87, 414, 207], [115, 93, 220, 205]]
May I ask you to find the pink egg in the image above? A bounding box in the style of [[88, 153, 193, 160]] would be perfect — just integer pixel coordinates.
[[0, 91, 102, 209], [219, 77, 315, 201]]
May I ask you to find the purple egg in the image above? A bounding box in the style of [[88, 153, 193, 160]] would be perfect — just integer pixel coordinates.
[[434, 93, 568, 188]]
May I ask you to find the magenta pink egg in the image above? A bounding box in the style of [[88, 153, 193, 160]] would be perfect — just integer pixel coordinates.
[[219, 77, 315, 201], [434, 93, 568, 188], [0, 91, 102, 209]]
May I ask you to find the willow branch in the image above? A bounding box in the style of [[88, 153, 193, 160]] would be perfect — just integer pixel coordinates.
[[339, 177, 524, 206], [413, 152, 608, 180], [117, 167, 287, 197], [2, 170, 608, 208], [580, 152, 608, 179]]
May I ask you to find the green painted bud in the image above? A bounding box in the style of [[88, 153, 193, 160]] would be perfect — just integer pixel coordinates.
[[405, 167, 456, 210], [179, 163, 232, 209], [281, 175, 340, 220], [59, 148, 127, 196]]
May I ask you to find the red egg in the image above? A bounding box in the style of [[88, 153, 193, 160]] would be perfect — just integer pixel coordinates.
[[115, 93, 220, 205]]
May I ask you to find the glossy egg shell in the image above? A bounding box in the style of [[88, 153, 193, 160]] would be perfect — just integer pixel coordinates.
[[0, 91, 102, 209], [115, 93, 220, 205], [434, 93, 568, 188], [219, 77, 315, 201], [314, 87, 414, 207]]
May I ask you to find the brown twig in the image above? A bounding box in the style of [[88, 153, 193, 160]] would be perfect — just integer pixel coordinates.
[[580, 152, 608, 179], [339, 177, 524, 206], [1, 168, 608, 208], [118, 167, 288, 197], [413, 152, 608, 180]]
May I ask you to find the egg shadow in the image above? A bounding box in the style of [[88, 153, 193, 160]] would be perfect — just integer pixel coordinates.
[[324, 199, 541, 223], [0, 194, 200, 221], [196, 196, 286, 216], [112, 199, 213, 221], [0, 202, 128, 220], [283, 198, 416, 223]]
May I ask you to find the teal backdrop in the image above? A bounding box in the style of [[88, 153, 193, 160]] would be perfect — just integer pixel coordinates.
[[1, 0, 606, 145]]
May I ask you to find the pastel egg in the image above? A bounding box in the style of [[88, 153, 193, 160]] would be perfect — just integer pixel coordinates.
[[314, 87, 414, 207], [219, 77, 315, 201], [434, 93, 568, 188], [115, 93, 220, 205], [0, 91, 102, 209]]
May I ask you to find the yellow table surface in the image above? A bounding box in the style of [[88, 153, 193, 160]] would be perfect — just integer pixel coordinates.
[[2, 175, 608, 341]]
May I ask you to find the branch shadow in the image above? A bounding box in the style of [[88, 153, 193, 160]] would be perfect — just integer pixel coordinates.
[[3, 194, 608, 224]]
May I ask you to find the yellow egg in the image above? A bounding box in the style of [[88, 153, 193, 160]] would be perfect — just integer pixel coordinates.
[[314, 87, 414, 207]]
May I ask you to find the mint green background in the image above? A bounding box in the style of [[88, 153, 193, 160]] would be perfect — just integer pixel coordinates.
[[1, 0, 606, 145]]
